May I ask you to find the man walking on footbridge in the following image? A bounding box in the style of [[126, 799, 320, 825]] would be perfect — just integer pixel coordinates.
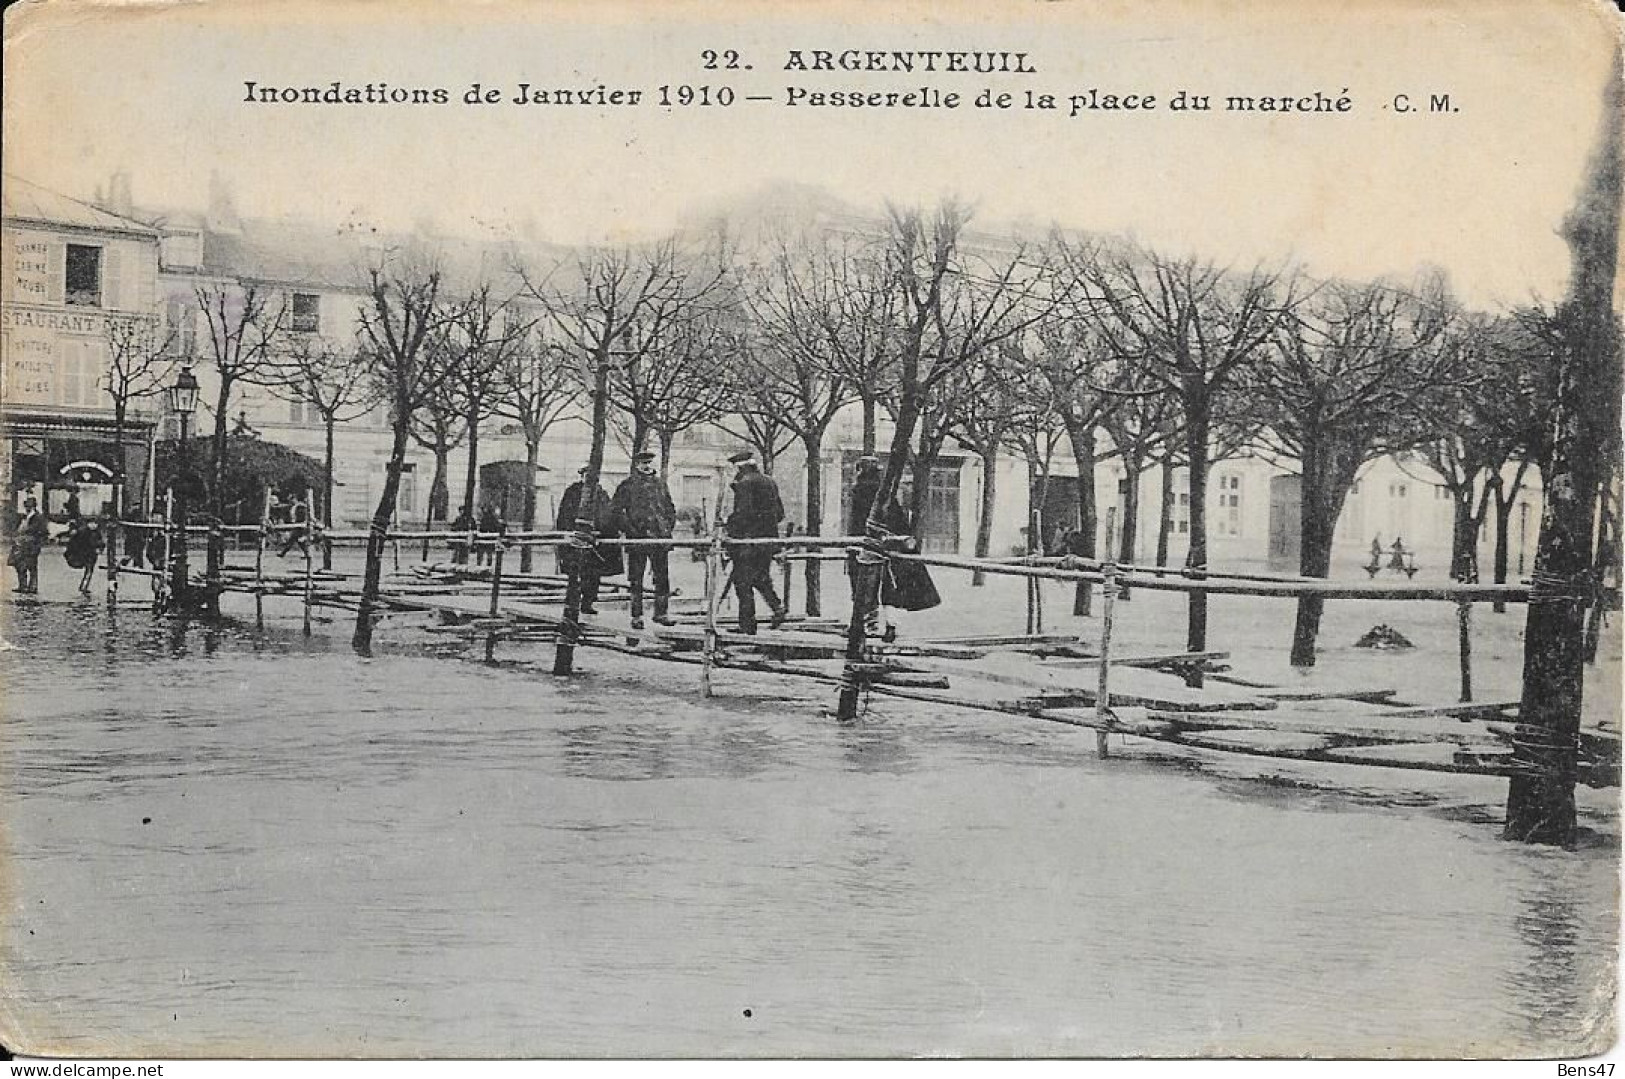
[[724, 450, 786, 635]]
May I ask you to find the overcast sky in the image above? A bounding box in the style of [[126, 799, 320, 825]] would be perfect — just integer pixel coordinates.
[[4, 0, 1618, 310]]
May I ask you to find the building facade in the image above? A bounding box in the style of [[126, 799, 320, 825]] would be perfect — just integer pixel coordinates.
[[2, 176, 162, 520], [1, 174, 1548, 583]]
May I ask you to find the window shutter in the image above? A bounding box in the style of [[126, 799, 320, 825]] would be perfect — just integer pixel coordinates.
[[45, 243, 65, 304], [59, 342, 80, 406], [134, 244, 155, 312], [102, 245, 123, 309]]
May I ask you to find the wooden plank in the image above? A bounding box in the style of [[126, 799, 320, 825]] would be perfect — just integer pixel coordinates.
[[1257, 688, 1399, 703], [923, 633, 1083, 648], [1370, 701, 1521, 720], [1041, 651, 1230, 670]]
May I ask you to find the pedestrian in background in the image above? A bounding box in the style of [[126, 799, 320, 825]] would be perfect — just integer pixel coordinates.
[[448, 505, 475, 565], [9, 497, 47, 595], [723, 450, 786, 634], [476, 504, 504, 567], [557, 467, 622, 616], [64, 516, 103, 595], [611, 450, 677, 629]]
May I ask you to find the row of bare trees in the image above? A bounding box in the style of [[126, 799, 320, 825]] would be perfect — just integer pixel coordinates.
[[101, 202, 1595, 671]]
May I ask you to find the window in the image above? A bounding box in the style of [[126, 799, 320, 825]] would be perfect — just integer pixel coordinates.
[[57, 341, 102, 406], [1390, 483, 1409, 499], [289, 401, 318, 426], [164, 298, 196, 359], [291, 293, 321, 333], [1215, 473, 1243, 537], [65, 245, 102, 307], [161, 230, 203, 270]]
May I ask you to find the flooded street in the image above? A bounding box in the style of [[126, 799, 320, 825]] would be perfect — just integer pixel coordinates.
[[0, 573, 1617, 1058]]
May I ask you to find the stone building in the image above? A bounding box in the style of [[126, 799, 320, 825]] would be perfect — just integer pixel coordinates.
[[1, 175, 162, 520]]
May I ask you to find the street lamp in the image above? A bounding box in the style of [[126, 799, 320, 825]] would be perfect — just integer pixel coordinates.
[[167, 365, 200, 605]]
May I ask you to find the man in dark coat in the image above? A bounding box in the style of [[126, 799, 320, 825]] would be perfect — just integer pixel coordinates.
[[723, 450, 786, 634], [448, 505, 475, 565], [475, 504, 504, 567], [556, 467, 622, 615], [9, 497, 48, 594], [611, 451, 677, 629]]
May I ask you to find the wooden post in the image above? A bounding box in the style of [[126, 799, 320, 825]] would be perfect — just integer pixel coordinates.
[[105, 512, 119, 606], [1034, 570, 1044, 635], [484, 539, 505, 664], [302, 506, 315, 638], [1457, 598, 1473, 703], [158, 486, 174, 613], [206, 520, 223, 616], [702, 528, 723, 697], [780, 535, 794, 618], [1095, 561, 1118, 758], [255, 487, 269, 630]]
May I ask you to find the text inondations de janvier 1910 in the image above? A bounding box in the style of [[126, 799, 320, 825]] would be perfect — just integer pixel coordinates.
[[240, 48, 1460, 118]]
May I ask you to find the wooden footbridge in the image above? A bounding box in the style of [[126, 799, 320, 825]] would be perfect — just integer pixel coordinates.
[[102, 510, 1620, 794]]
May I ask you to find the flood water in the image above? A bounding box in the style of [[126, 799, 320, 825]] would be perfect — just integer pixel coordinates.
[[0, 579, 1618, 1058]]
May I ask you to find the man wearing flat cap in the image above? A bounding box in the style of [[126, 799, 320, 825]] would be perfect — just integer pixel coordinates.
[[556, 465, 623, 615], [611, 451, 677, 629], [723, 450, 786, 634]]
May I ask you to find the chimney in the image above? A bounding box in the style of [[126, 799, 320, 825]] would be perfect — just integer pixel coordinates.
[[207, 170, 242, 233], [107, 170, 134, 218]]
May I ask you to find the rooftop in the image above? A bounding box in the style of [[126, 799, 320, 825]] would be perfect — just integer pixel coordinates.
[[1, 175, 158, 238]]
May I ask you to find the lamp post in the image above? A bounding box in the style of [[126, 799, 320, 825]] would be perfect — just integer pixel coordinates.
[[167, 365, 200, 606]]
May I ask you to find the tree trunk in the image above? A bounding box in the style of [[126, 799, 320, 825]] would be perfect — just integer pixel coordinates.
[[354, 416, 410, 656], [323, 414, 336, 570], [802, 429, 824, 616], [1450, 490, 1479, 582], [1065, 417, 1097, 616], [1505, 49, 1622, 846], [972, 445, 999, 586], [1289, 438, 1356, 668], [1492, 459, 1532, 614], [658, 428, 676, 482], [462, 406, 480, 514], [1118, 453, 1143, 600], [520, 435, 540, 574], [1156, 452, 1175, 568], [1288, 489, 1337, 667], [861, 396, 877, 455], [430, 445, 451, 520], [909, 426, 938, 535], [1183, 388, 1211, 659], [206, 379, 233, 598]]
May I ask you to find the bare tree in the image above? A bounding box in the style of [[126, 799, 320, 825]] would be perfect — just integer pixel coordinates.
[[610, 302, 732, 466], [445, 284, 533, 515], [496, 319, 576, 571], [518, 235, 730, 674], [1506, 49, 1624, 844], [1030, 312, 1120, 615], [353, 250, 457, 654], [1099, 366, 1178, 582], [271, 334, 379, 567], [838, 202, 1064, 718], [102, 313, 176, 523], [195, 282, 289, 592], [946, 346, 1023, 584], [1253, 275, 1471, 666], [741, 237, 864, 612], [1077, 242, 1297, 662], [409, 376, 467, 527]]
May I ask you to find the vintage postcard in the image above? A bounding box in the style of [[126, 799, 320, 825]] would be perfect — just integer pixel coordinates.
[[1, 0, 1621, 1062]]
